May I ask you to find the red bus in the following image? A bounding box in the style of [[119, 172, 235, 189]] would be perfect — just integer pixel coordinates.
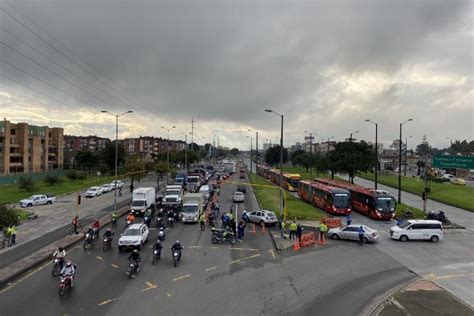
[[298, 180, 352, 215], [314, 179, 397, 220]]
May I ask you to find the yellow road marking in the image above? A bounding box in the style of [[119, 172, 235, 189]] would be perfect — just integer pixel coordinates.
[[96, 256, 104, 261], [172, 274, 191, 282], [111, 264, 119, 269], [268, 249, 276, 259], [98, 299, 113, 306], [141, 281, 158, 292], [428, 272, 474, 280], [0, 261, 49, 295], [230, 253, 261, 265], [205, 266, 217, 272]]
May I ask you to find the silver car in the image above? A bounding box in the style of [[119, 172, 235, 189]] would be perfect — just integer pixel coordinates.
[[328, 225, 379, 243]]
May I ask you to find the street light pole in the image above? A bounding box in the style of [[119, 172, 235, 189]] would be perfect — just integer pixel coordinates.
[[398, 119, 413, 203], [101, 110, 133, 212], [247, 135, 253, 174], [265, 109, 284, 226], [305, 130, 315, 180], [161, 126, 176, 167], [365, 119, 378, 189], [404, 135, 412, 176]]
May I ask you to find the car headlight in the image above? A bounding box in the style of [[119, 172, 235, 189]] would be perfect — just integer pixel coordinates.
[[194, 217, 197, 220]]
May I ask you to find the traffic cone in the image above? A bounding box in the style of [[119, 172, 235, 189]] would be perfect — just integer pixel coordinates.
[[261, 222, 266, 233], [318, 232, 326, 245], [293, 238, 300, 251], [250, 223, 256, 233]]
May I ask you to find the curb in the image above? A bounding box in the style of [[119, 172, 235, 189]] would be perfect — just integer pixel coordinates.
[[0, 202, 131, 289]]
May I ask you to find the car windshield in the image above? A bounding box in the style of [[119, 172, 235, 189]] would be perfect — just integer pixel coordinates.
[[398, 221, 412, 229], [188, 178, 199, 183], [26, 195, 36, 200], [376, 196, 396, 212], [131, 200, 145, 207], [182, 205, 197, 213], [166, 190, 180, 196], [89, 188, 97, 191], [332, 193, 351, 208], [266, 212, 276, 217], [123, 229, 141, 236]]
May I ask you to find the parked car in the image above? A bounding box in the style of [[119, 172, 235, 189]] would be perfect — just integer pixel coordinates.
[[233, 191, 245, 203], [390, 220, 443, 242], [243, 210, 277, 226], [101, 184, 113, 193], [19, 194, 56, 208], [450, 178, 466, 186], [110, 180, 124, 189], [85, 186, 102, 198], [237, 185, 247, 194], [118, 223, 149, 252], [329, 225, 379, 243]]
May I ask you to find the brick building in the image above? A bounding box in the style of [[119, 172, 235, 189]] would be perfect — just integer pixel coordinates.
[[0, 120, 64, 175], [64, 135, 111, 152]]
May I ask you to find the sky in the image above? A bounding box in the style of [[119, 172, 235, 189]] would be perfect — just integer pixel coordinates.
[[0, 0, 472, 151]]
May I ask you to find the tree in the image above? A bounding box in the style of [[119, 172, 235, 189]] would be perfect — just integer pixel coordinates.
[[18, 176, 38, 192], [330, 141, 375, 183], [100, 143, 126, 173], [264, 145, 288, 166], [416, 135, 431, 156], [290, 149, 305, 166], [0, 205, 19, 230], [75, 150, 99, 173], [230, 148, 239, 156], [124, 154, 146, 189], [44, 174, 63, 186]]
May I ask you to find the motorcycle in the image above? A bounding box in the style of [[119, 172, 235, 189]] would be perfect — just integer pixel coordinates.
[[152, 248, 161, 265], [126, 220, 132, 228], [111, 218, 117, 227], [83, 232, 94, 250], [158, 227, 166, 242], [156, 216, 164, 228], [211, 227, 236, 245], [167, 216, 174, 228], [172, 249, 181, 267], [128, 260, 139, 279], [103, 236, 113, 251], [426, 210, 451, 225], [144, 215, 151, 227], [52, 257, 64, 277], [58, 275, 73, 296], [399, 209, 415, 220]]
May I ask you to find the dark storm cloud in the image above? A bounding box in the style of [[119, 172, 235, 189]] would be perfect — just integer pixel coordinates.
[[1, 0, 472, 147]]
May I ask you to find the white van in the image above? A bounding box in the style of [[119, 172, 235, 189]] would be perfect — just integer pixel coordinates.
[[199, 185, 210, 203], [390, 220, 443, 243]]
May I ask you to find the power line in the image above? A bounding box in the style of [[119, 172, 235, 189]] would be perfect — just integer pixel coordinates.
[[1, 26, 130, 107], [1, 41, 112, 106], [1, 2, 135, 107], [0, 73, 70, 107]]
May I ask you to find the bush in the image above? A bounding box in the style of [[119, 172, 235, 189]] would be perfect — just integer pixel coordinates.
[[0, 205, 19, 230], [66, 170, 87, 180], [18, 176, 38, 192], [44, 174, 63, 186]]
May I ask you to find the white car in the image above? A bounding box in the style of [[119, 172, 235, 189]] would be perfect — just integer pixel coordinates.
[[118, 223, 149, 251], [233, 191, 245, 203], [111, 180, 124, 189], [329, 225, 379, 243], [243, 210, 278, 226], [390, 220, 443, 243], [101, 184, 113, 193], [85, 186, 102, 198], [19, 194, 56, 208]]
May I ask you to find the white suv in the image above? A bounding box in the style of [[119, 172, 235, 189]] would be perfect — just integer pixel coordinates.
[[85, 187, 102, 198], [390, 220, 443, 243], [118, 223, 149, 251], [243, 210, 278, 226], [233, 191, 245, 203]]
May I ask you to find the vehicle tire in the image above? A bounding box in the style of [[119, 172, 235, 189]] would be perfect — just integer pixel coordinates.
[[83, 241, 88, 250], [259, 220, 264, 226], [138, 243, 143, 251], [27, 203, 32, 208], [174, 259, 177, 267], [212, 237, 219, 244], [47, 201, 52, 205], [118, 246, 123, 253], [58, 287, 65, 296], [331, 234, 340, 240], [400, 235, 409, 242], [430, 235, 439, 243], [152, 257, 157, 265], [363, 237, 369, 244], [52, 266, 60, 277], [128, 268, 133, 279]]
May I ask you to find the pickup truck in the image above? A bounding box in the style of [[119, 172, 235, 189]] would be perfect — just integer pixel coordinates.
[[20, 194, 56, 208]]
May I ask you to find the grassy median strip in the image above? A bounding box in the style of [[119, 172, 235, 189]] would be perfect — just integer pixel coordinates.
[[282, 166, 332, 180], [0, 175, 120, 205], [249, 174, 325, 220], [358, 172, 474, 212]]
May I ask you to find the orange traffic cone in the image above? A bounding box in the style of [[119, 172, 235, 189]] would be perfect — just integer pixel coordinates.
[[261, 222, 266, 233], [293, 238, 300, 251]]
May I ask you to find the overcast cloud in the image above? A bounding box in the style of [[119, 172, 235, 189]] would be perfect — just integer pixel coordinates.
[[0, 0, 472, 150]]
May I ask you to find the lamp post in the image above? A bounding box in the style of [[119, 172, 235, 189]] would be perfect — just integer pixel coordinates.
[[248, 129, 259, 172], [325, 136, 334, 153], [161, 125, 176, 167], [265, 109, 284, 226], [304, 130, 316, 180], [100, 110, 133, 212], [246, 135, 253, 174], [365, 119, 378, 189], [398, 119, 413, 203], [404, 135, 413, 176]]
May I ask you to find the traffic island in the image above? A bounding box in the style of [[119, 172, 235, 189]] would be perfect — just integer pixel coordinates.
[[370, 280, 473, 315]]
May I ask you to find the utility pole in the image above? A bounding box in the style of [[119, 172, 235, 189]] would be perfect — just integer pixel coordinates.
[[185, 134, 188, 172], [256, 131, 259, 165], [191, 118, 194, 151], [305, 131, 315, 179], [398, 119, 413, 203]]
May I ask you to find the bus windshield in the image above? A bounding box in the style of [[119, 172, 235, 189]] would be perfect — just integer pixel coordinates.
[[376, 197, 396, 212], [332, 193, 351, 208], [289, 179, 300, 188]]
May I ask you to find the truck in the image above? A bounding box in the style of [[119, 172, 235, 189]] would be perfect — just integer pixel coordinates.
[[180, 193, 204, 223], [174, 173, 187, 187], [187, 173, 202, 192], [163, 185, 183, 210], [131, 187, 156, 216], [19, 194, 56, 208]]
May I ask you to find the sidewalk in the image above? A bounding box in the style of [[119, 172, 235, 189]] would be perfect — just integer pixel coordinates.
[[353, 176, 474, 230]]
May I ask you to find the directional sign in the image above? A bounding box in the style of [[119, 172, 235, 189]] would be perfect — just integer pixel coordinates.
[[432, 155, 474, 169]]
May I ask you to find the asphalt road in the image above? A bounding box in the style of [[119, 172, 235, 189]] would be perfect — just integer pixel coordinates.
[[0, 169, 416, 316]]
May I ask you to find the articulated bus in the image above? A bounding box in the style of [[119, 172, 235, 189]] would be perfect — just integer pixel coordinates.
[[256, 165, 301, 192], [282, 173, 301, 192], [298, 180, 352, 215], [314, 179, 397, 220], [256, 165, 271, 179]]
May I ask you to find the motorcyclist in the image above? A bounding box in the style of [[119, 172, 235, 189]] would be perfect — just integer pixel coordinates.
[[153, 240, 163, 258], [85, 226, 95, 241], [60, 261, 76, 287], [92, 219, 101, 237], [128, 249, 141, 271], [103, 228, 114, 239], [126, 212, 136, 223], [171, 240, 183, 260], [52, 247, 66, 269], [111, 211, 119, 221]]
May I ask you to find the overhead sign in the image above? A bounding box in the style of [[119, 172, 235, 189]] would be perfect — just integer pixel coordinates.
[[432, 155, 474, 169]]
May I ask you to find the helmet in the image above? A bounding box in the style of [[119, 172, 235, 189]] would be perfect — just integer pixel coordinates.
[[175, 240, 180, 244], [155, 240, 161, 244], [59, 247, 64, 252], [66, 261, 72, 267], [133, 249, 138, 253], [107, 228, 111, 232]]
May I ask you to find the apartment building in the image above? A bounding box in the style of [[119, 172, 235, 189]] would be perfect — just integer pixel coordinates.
[[64, 135, 111, 152], [0, 120, 64, 175]]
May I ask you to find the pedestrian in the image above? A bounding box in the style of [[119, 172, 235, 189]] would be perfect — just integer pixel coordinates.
[[346, 214, 352, 226], [221, 212, 227, 228], [296, 224, 303, 244], [10, 225, 16, 245], [289, 221, 297, 240], [278, 216, 283, 231], [358, 226, 365, 246], [130, 184, 134, 193], [199, 213, 206, 231], [72, 215, 79, 234], [237, 221, 244, 241], [3, 227, 11, 248], [319, 221, 328, 242], [280, 220, 286, 239]]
